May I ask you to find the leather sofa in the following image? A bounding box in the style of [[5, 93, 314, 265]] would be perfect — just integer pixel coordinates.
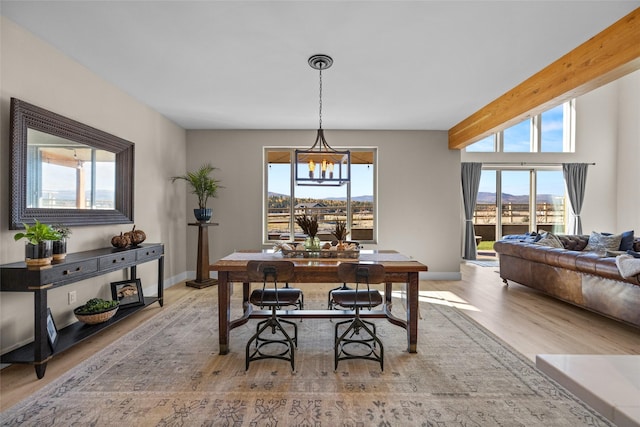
[[494, 235, 640, 328]]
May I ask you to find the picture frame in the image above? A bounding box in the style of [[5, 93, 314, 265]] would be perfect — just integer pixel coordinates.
[[110, 278, 144, 308], [46, 307, 58, 351]]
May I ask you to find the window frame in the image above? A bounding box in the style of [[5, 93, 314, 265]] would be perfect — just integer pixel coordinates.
[[263, 147, 378, 245], [466, 100, 575, 153]]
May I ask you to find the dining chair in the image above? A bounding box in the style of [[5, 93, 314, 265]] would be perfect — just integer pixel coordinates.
[[327, 241, 360, 309], [332, 262, 385, 371], [245, 260, 300, 372]]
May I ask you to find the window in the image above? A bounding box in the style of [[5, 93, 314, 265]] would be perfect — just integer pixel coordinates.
[[466, 100, 575, 153], [465, 135, 495, 152], [474, 168, 567, 248], [265, 148, 376, 243]]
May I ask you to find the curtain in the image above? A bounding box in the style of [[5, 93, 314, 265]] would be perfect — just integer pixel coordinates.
[[562, 163, 589, 235], [461, 162, 482, 260]]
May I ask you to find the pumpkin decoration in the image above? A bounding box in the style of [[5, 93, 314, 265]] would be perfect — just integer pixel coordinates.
[[111, 232, 130, 249], [124, 225, 146, 246]]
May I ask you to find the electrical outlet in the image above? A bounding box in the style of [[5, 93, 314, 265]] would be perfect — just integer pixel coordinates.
[[68, 291, 77, 305]]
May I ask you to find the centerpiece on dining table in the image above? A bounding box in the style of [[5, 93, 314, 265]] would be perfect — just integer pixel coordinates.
[[274, 216, 359, 258]]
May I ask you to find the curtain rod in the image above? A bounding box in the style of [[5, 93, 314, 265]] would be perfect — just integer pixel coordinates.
[[480, 162, 596, 167]]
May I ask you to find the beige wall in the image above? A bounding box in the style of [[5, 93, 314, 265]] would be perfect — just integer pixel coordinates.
[[0, 17, 188, 353], [615, 71, 640, 232], [461, 70, 640, 236], [185, 130, 462, 279]]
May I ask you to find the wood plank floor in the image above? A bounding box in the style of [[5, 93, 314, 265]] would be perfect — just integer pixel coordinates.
[[2, 262, 639, 411]]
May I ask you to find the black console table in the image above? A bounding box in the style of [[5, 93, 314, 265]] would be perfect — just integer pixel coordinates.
[[0, 243, 164, 379]]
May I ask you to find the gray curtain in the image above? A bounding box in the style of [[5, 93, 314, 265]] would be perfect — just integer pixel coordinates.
[[461, 162, 482, 260], [562, 163, 589, 235]]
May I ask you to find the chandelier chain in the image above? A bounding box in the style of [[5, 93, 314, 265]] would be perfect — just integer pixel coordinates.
[[318, 66, 323, 129]]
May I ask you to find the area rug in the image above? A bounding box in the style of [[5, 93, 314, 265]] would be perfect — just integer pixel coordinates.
[[1, 287, 612, 426], [466, 260, 500, 268]]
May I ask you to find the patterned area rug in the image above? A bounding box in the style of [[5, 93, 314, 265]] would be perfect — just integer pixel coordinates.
[[2, 287, 612, 426]]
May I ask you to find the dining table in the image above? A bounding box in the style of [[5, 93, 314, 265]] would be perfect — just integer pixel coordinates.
[[211, 249, 428, 355]]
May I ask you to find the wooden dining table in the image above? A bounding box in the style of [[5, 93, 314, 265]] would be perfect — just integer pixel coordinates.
[[211, 249, 428, 355]]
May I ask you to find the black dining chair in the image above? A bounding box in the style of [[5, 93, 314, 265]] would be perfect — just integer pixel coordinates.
[[332, 262, 385, 371], [245, 260, 300, 372], [327, 241, 360, 309]]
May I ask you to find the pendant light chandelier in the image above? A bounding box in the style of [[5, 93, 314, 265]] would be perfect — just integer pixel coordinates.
[[295, 54, 350, 186]]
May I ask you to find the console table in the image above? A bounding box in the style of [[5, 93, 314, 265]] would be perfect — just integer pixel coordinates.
[[0, 243, 164, 379], [186, 222, 218, 288]]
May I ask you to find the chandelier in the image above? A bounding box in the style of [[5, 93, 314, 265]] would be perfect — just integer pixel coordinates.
[[295, 54, 350, 186]]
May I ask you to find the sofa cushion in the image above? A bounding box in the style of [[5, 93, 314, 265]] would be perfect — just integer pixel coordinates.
[[535, 233, 564, 248], [584, 231, 623, 252], [602, 230, 634, 251]]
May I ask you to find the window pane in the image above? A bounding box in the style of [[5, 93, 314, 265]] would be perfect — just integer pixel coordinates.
[[466, 135, 495, 152], [503, 119, 531, 152], [474, 170, 497, 246], [351, 163, 374, 241], [540, 105, 564, 152], [501, 171, 530, 236], [294, 188, 347, 240], [536, 170, 566, 234], [267, 152, 292, 241]]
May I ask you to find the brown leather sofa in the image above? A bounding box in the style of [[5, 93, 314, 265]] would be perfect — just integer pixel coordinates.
[[494, 235, 640, 328]]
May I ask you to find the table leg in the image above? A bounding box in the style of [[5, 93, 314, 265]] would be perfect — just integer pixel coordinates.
[[34, 290, 49, 379], [218, 271, 230, 354], [407, 272, 418, 353]]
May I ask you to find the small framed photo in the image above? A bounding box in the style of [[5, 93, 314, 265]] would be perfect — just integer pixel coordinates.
[[46, 308, 58, 351], [111, 278, 144, 308]]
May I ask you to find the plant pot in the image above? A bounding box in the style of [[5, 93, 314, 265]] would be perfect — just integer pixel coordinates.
[[25, 241, 53, 268], [53, 238, 67, 261], [193, 208, 212, 223]]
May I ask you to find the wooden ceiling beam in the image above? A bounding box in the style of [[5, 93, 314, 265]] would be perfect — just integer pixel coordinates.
[[448, 7, 640, 150]]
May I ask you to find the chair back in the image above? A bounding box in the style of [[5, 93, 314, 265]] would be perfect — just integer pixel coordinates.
[[337, 263, 385, 285], [247, 260, 295, 283]]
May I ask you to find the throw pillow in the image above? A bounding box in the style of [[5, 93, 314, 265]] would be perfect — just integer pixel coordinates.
[[602, 230, 634, 251], [583, 231, 623, 252], [535, 233, 564, 248]]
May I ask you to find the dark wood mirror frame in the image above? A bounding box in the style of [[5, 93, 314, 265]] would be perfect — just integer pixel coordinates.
[[9, 98, 135, 229]]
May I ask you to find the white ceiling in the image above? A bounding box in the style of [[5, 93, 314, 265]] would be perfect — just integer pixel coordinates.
[[1, 1, 638, 131]]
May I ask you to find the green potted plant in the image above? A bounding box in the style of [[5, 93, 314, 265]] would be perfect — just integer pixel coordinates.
[[51, 224, 72, 261], [13, 220, 61, 268], [74, 298, 119, 324], [171, 163, 223, 222]]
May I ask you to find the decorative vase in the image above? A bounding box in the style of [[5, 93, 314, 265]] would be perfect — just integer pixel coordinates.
[[193, 208, 212, 223], [25, 241, 53, 268], [53, 238, 67, 261], [304, 236, 321, 251]]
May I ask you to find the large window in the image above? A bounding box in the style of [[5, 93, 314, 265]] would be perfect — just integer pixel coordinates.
[[474, 168, 566, 249], [265, 148, 376, 243], [466, 101, 575, 153]]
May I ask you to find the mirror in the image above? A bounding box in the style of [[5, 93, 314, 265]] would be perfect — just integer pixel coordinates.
[[10, 98, 134, 229]]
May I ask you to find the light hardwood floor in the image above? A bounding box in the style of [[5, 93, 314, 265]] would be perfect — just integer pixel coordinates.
[[2, 262, 639, 410]]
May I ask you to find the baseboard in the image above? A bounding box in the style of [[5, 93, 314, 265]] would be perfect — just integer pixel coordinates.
[[420, 271, 461, 281]]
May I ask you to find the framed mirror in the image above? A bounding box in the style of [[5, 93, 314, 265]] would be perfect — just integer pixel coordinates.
[[9, 98, 135, 229]]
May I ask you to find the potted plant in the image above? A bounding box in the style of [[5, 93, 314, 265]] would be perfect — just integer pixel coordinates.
[[13, 220, 61, 268], [296, 215, 320, 250], [171, 163, 223, 222], [51, 224, 72, 261], [332, 220, 348, 250], [73, 298, 119, 324]]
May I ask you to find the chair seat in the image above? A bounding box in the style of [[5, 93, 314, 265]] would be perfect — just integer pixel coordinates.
[[250, 288, 301, 307], [331, 289, 382, 308]]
